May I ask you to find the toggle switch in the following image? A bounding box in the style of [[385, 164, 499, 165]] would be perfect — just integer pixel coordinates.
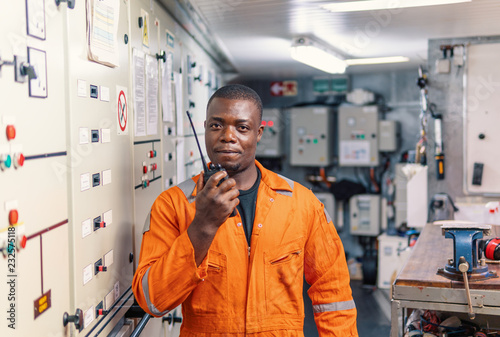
[[94, 258, 107, 275], [13, 153, 24, 168], [0, 154, 12, 170], [20, 62, 37, 80], [148, 150, 157, 158], [8, 210, 18, 226], [93, 216, 106, 231], [6, 125, 16, 140], [96, 308, 109, 316]]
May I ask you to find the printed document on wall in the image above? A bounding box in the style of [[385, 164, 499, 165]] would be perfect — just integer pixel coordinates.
[[146, 54, 158, 135], [162, 53, 174, 122], [174, 71, 184, 136], [87, 0, 120, 67], [133, 48, 146, 137]]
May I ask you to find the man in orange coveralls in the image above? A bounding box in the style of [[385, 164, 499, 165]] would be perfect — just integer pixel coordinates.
[[133, 84, 358, 336]]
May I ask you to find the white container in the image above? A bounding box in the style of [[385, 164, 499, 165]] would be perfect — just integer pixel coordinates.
[[377, 233, 412, 289]]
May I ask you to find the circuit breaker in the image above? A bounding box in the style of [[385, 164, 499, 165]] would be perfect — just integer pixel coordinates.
[[350, 194, 380, 236], [338, 105, 379, 166], [256, 108, 283, 158], [289, 106, 334, 166]]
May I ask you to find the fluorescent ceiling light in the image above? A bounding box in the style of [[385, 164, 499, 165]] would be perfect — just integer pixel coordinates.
[[291, 37, 347, 74], [345, 56, 410, 65], [321, 0, 471, 12]]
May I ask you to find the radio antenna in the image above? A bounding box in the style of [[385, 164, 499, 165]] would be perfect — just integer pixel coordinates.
[[186, 111, 208, 173]]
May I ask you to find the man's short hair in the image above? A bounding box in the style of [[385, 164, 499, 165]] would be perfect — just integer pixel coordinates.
[[207, 84, 263, 120]]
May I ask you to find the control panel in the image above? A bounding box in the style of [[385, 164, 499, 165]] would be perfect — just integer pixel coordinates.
[[256, 108, 283, 158], [350, 194, 381, 236], [338, 105, 379, 167], [289, 106, 334, 166]]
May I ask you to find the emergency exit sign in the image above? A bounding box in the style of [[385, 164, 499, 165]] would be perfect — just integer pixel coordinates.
[[270, 81, 297, 96]]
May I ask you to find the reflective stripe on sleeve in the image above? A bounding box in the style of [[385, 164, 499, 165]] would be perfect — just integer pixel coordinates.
[[143, 211, 151, 233], [177, 179, 196, 203], [276, 190, 293, 197], [324, 208, 332, 223], [277, 174, 294, 191], [142, 268, 170, 316], [313, 299, 356, 313]]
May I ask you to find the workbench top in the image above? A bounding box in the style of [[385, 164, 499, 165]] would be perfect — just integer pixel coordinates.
[[394, 222, 500, 290]]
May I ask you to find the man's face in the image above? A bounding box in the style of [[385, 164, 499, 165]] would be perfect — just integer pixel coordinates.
[[205, 97, 263, 175]]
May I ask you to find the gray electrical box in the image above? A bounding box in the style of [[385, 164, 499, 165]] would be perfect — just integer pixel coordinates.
[[378, 120, 400, 152], [289, 106, 334, 166], [338, 105, 379, 166], [256, 108, 283, 157], [350, 194, 381, 236]]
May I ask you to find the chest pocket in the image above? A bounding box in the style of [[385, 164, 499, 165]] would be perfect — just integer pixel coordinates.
[[188, 251, 228, 315], [264, 238, 304, 315]]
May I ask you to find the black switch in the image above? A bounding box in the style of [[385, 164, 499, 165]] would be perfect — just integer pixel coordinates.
[[93, 216, 106, 231], [91, 130, 99, 143], [90, 85, 98, 99], [92, 173, 100, 187], [472, 162, 484, 186]]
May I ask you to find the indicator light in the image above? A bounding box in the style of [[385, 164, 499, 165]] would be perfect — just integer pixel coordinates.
[[14, 153, 25, 168], [0, 154, 12, 169], [17, 235, 27, 250], [9, 210, 18, 225], [6, 125, 16, 140]]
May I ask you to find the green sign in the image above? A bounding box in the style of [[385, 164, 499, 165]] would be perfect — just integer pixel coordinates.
[[313, 78, 330, 94], [331, 78, 348, 93]]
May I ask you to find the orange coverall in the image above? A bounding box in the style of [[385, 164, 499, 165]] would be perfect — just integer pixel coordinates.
[[133, 160, 358, 336]]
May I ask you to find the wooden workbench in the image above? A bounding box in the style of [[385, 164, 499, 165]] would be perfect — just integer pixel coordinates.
[[391, 222, 500, 336]]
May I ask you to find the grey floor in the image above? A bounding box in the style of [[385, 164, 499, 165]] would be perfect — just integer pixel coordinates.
[[304, 280, 392, 337]]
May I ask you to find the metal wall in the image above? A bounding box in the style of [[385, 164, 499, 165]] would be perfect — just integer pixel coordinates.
[[0, 1, 224, 336], [426, 35, 500, 203]]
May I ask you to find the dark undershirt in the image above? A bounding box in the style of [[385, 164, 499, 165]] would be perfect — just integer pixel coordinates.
[[236, 168, 261, 245]]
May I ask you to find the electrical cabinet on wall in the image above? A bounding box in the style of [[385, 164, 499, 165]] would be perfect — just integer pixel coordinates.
[[256, 108, 283, 158], [289, 106, 334, 166], [0, 1, 70, 336], [465, 43, 500, 195], [338, 105, 379, 167], [350, 194, 381, 236], [64, 0, 134, 335]]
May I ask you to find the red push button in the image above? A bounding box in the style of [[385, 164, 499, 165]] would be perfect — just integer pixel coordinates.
[[6, 125, 16, 140], [150, 163, 157, 171], [18, 235, 27, 249], [14, 153, 24, 168], [9, 210, 18, 225], [148, 150, 157, 158], [143, 165, 148, 174]]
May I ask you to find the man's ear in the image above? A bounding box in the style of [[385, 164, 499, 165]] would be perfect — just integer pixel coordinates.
[[257, 125, 264, 142]]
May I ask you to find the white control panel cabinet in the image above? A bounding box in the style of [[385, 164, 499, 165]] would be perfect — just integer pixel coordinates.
[[256, 108, 283, 158], [289, 106, 334, 166], [338, 105, 379, 167], [350, 194, 381, 236]]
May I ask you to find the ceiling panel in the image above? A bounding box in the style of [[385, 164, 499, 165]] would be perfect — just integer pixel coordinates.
[[169, 0, 500, 78]]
